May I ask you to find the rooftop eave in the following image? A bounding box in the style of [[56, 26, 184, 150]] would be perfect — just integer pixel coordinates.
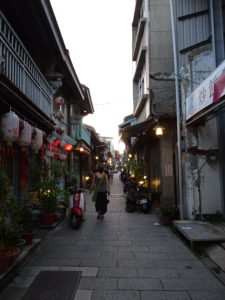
[[41, 0, 84, 100]]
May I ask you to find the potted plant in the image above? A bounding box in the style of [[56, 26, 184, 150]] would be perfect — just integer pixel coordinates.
[[38, 161, 67, 226], [20, 205, 35, 245]]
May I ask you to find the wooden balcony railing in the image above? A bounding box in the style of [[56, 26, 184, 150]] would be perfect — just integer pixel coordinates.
[[0, 12, 52, 118]]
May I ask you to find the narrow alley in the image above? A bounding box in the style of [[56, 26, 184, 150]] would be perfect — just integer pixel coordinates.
[[1, 174, 225, 300]]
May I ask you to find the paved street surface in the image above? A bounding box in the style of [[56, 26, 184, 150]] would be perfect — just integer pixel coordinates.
[[1, 174, 225, 299]]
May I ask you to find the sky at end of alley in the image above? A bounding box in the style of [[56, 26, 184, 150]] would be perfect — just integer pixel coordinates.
[[50, 0, 135, 152]]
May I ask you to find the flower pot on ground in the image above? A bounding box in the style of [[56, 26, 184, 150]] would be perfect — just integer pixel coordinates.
[[22, 229, 35, 245], [160, 205, 175, 226], [0, 254, 9, 274], [4, 246, 21, 264], [40, 213, 57, 226]]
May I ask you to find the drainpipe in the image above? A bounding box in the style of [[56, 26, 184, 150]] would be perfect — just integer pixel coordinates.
[[169, 0, 184, 219], [209, 0, 216, 68]]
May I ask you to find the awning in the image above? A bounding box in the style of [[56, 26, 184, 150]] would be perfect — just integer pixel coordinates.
[[121, 119, 155, 137]]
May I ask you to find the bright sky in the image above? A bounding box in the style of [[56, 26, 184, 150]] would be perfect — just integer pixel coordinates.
[[50, 0, 135, 152]]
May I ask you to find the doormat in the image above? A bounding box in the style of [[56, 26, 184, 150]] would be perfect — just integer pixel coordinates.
[[22, 271, 81, 300]]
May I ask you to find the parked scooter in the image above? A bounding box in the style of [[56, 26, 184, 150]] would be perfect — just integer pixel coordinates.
[[136, 185, 151, 213], [125, 180, 138, 212], [68, 187, 86, 229]]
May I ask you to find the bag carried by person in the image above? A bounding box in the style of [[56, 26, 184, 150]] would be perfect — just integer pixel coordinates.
[[92, 175, 105, 202]]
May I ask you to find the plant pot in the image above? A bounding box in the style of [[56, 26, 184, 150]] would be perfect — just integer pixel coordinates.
[[162, 215, 171, 226], [0, 255, 9, 275], [41, 213, 56, 226], [22, 230, 35, 245], [4, 247, 21, 264]]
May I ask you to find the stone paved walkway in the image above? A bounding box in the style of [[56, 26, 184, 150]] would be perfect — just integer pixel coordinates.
[[1, 174, 225, 299]]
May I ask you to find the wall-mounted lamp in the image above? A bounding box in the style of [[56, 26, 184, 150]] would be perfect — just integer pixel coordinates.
[[95, 156, 99, 160], [128, 154, 132, 158], [153, 125, 164, 136]]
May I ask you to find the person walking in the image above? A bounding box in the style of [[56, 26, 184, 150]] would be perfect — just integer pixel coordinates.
[[90, 166, 110, 220]]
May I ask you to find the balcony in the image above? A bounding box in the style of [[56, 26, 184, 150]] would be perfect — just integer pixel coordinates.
[[76, 125, 91, 146], [133, 47, 146, 82], [0, 12, 52, 118], [132, 18, 146, 61], [132, 0, 143, 27]]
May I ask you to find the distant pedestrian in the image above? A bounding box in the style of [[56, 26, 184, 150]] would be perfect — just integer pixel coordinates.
[[90, 166, 110, 220], [109, 168, 114, 182]]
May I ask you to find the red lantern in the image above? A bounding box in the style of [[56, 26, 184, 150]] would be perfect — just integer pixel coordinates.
[[55, 97, 64, 105], [64, 144, 73, 151], [54, 139, 61, 147]]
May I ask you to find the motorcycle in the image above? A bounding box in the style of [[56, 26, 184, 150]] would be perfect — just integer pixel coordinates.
[[125, 181, 138, 212], [137, 186, 151, 213], [68, 187, 86, 229]]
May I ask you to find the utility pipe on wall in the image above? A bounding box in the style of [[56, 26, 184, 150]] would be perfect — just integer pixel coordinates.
[[169, 0, 184, 219]]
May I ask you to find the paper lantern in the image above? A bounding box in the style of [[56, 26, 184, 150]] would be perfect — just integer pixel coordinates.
[[55, 111, 64, 120], [60, 140, 66, 148], [31, 129, 43, 151], [64, 144, 73, 151], [1, 111, 19, 142], [55, 97, 64, 105], [17, 121, 32, 147]]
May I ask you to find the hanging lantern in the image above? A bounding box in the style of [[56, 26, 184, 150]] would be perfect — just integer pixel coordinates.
[[31, 128, 43, 151], [64, 144, 73, 151], [55, 111, 64, 120], [54, 139, 61, 147], [17, 121, 32, 147], [1, 111, 19, 144], [59, 140, 66, 148], [55, 96, 64, 105]]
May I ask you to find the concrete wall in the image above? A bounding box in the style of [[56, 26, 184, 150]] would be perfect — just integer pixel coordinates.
[[180, 46, 223, 218]]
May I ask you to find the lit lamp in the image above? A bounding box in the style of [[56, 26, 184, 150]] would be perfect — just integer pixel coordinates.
[[128, 154, 132, 158], [79, 147, 84, 152], [153, 125, 164, 136], [64, 144, 73, 151], [95, 156, 99, 160]]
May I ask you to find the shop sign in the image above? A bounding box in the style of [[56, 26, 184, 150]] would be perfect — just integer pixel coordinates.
[[186, 60, 225, 120]]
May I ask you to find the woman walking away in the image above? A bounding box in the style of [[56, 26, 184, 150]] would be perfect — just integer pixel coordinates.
[[90, 166, 110, 220]]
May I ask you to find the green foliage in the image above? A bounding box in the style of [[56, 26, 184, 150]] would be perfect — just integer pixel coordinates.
[[38, 178, 61, 213], [132, 163, 144, 180], [19, 205, 33, 231], [68, 175, 78, 187], [0, 171, 23, 249], [0, 169, 9, 200], [38, 160, 67, 213]]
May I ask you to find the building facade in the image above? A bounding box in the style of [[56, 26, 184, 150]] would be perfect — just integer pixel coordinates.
[[0, 0, 94, 203], [120, 0, 178, 209], [173, 0, 225, 219]]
